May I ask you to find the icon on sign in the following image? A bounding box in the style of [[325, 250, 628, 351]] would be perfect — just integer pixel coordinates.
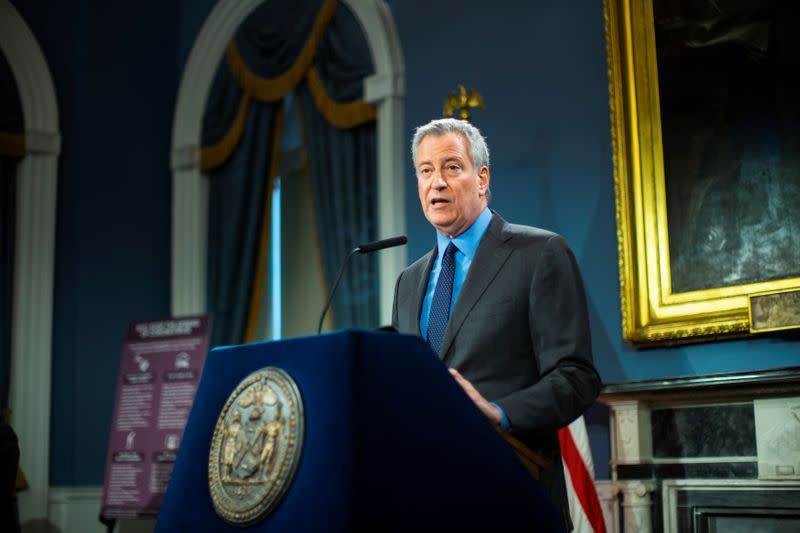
[[134, 355, 150, 372], [165, 434, 180, 450], [175, 352, 191, 369]]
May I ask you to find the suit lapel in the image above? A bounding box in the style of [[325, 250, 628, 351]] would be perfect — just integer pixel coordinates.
[[439, 214, 513, 360], [409, 248, 436, 337]]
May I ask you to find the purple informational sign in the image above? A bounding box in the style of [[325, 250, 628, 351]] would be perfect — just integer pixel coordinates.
[[101, 315, 210, 519]]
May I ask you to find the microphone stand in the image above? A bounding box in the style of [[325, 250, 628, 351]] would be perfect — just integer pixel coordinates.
[[317, 247, 359, 334], [317, 236, 407, 334]]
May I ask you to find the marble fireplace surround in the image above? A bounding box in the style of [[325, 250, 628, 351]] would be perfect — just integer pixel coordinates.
[[598, 366, 800, 533]]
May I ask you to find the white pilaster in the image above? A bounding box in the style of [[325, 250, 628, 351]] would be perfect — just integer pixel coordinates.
[[608, 400, 652, 466]]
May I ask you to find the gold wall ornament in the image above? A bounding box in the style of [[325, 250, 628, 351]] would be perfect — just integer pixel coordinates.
[[208, 367, 304, 526], [443, 84, 484, 121], [605, 0, 800, 346]]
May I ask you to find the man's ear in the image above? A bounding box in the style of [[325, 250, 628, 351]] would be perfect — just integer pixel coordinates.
[[478, 166, 490, 196]]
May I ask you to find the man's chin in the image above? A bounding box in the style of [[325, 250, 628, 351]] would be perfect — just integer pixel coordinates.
[[425, 216, 455, 234], [434, 223, 464, 238]]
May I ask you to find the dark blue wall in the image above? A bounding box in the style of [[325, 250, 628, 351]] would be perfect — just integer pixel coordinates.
[[11, 0, 797, 486], [12, 0, 215, 486]]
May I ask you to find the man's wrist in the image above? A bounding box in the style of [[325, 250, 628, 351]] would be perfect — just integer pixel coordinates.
[[490, 402, 511, 430]]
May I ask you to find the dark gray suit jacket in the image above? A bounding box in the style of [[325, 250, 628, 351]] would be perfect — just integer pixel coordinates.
[[391, 212, 601, 522]]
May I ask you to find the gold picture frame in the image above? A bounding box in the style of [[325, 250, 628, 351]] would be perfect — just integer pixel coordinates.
[[605, 0, 800, 346]]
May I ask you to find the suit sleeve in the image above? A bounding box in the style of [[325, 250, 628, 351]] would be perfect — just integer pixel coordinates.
[[495, 235, 601, 434], [391, 269, 403, 331]]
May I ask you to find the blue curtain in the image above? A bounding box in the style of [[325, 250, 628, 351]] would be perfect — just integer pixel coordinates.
[[204, 98, 280, 347], [297, 2, 378, 329], [297, 89, 377, 328], [200, 0, 379, 344]]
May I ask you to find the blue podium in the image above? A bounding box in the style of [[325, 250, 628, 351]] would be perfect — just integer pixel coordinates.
[[156, 330, 563, 531]]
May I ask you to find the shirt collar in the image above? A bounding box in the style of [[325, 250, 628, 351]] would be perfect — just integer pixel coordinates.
[[436, 207, 492, 260]]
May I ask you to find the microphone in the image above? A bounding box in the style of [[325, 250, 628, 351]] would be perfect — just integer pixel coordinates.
[[356, 235, 407, 253], [317, 236, 408, 334]]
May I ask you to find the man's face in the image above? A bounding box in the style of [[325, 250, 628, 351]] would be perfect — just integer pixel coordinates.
[[416, 132, 490, 238]]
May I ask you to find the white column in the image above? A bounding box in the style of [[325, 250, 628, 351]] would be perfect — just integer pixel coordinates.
[[12, 146, 59, 528], [619, 480, 656, 533], [604, 400, 654, 533]]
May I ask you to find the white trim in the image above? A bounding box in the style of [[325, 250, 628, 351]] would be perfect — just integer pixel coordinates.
[[170, 0, 405, 324], [0, 0, 61, 525]]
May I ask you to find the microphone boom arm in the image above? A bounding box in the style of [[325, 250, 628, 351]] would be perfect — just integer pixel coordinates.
[[317, 247, 359, 335]]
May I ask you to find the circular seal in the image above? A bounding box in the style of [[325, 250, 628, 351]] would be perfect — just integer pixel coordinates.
[[208, 367, 304, 526]]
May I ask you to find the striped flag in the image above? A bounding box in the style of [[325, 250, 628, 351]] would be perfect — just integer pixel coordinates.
[[558, 416, 607, 533]]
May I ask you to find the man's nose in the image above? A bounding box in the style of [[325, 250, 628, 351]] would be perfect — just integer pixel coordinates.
[[432, 172, 447, 189]]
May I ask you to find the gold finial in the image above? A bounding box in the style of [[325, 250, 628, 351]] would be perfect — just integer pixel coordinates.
[[443, 84, 484, 122]]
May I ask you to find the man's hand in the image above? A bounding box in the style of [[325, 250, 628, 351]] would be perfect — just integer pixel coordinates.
[[449, 368, 502, 426]]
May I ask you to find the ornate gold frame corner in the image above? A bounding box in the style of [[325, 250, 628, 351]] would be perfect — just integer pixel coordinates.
[[604, 0, 800, 347]]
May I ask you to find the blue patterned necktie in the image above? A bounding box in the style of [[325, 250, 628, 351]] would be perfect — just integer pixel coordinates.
[[426, 242, 457, 356]]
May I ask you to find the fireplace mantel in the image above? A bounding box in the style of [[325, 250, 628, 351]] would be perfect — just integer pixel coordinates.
[[597, 366, 800, 532]]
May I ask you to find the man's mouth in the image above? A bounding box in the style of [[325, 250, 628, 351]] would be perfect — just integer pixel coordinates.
[[431, 198, 450, 206]]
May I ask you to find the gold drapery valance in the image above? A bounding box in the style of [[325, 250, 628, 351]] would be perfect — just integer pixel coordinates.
[[306, 67, 376, 129], [199, 93, 250, 173], [199, 0, 376, 172]]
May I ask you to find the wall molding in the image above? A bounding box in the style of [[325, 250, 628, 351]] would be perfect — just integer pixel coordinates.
[[0, 0, 61, 525], [48, 486, 104, 533], [171, 0, 405, 324]]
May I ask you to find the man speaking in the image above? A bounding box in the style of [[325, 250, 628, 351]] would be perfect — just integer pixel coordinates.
[[391, 118, 601, 529]]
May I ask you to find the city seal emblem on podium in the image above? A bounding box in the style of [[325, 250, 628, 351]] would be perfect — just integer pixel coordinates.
[[208, 367, 304, 526]]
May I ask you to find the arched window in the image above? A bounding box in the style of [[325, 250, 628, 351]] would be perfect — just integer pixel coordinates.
[[171, 0, 405, 338]]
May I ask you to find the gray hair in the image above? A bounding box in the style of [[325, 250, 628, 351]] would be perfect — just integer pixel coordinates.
[[411, 118, 490, 170], [411, 118, 491, 203]]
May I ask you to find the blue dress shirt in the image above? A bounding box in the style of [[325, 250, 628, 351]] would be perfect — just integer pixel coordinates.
[[419, 207, 492, 337], [419, 208, 511, 430]]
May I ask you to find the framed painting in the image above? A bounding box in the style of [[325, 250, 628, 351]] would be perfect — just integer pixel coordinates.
[[604, 0, 800, 346]]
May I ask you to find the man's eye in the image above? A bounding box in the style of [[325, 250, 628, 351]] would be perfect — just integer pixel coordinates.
[[447, 165, 460, 172]]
